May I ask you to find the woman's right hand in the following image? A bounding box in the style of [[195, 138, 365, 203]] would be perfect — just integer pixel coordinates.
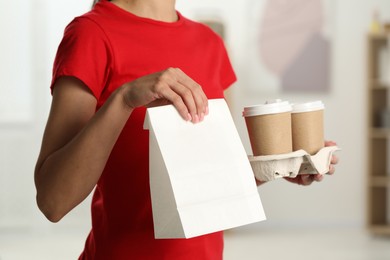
[[121, 67, 208, 123]]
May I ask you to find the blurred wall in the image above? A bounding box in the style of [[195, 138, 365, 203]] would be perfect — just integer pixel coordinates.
[[178, 0, 390, 229], [1, 0, 390, 233], [0, 0, 92, 233]]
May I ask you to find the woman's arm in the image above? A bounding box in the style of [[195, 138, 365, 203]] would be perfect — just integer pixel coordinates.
[[35, 76, 132, 222], [35, 68, 208, 222]]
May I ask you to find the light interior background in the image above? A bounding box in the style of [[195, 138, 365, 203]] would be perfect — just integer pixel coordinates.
[[1, 0, 390, 259]]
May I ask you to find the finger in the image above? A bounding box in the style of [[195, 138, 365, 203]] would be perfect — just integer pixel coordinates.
[[156, 83, 191, 121], [300, 174, 314, 186], [169, 81, 199, 122], [314, 174, 324, 182], [331, 155, 339, 165], [327, 164, 335, 175], [162, 68, 199, 122], [174, 68, 208, 119], [325, 140, 337, 147]]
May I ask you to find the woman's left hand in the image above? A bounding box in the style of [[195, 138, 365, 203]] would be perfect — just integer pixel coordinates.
[[284, 140, 339, 186]]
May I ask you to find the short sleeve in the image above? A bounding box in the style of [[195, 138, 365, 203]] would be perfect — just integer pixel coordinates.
[[51, 17, 112, 99]]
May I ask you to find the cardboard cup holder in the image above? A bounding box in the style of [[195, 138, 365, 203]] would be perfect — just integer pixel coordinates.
[[248, 146, 340, 182]]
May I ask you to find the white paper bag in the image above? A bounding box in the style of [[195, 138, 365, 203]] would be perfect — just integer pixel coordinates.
[[144, 99, 266, 239]]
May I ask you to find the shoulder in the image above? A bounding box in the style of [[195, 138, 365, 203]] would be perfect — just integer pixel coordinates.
[[64, 15, 104, 37], [64, 0, 115, 40], [60, 12, 112, 52]]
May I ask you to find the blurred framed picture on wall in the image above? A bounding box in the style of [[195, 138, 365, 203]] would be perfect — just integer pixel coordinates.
[[244, 0, 335, 94]]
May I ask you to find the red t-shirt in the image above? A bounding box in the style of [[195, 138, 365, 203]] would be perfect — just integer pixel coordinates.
[[51, 1, 237, 259]]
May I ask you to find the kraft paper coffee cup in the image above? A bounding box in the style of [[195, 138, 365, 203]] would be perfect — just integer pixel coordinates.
[[291, 101, 325, 155], [243, 100, 293, 156]]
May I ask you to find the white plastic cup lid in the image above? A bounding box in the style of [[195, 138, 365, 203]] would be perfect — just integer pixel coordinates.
[[292, 101, 325, 113], [242, 99, 292, 117]]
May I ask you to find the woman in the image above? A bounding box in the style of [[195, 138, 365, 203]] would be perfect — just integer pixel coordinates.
[[34, 0, 338, 259]]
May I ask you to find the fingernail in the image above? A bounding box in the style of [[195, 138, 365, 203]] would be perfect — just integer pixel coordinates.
[[200, 113, 205, 121], [187, 113, 192, 121], [194, 114, 199, 123]]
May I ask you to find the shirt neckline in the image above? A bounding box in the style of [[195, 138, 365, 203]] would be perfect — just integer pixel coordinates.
[[99, 0, 185, 27]]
